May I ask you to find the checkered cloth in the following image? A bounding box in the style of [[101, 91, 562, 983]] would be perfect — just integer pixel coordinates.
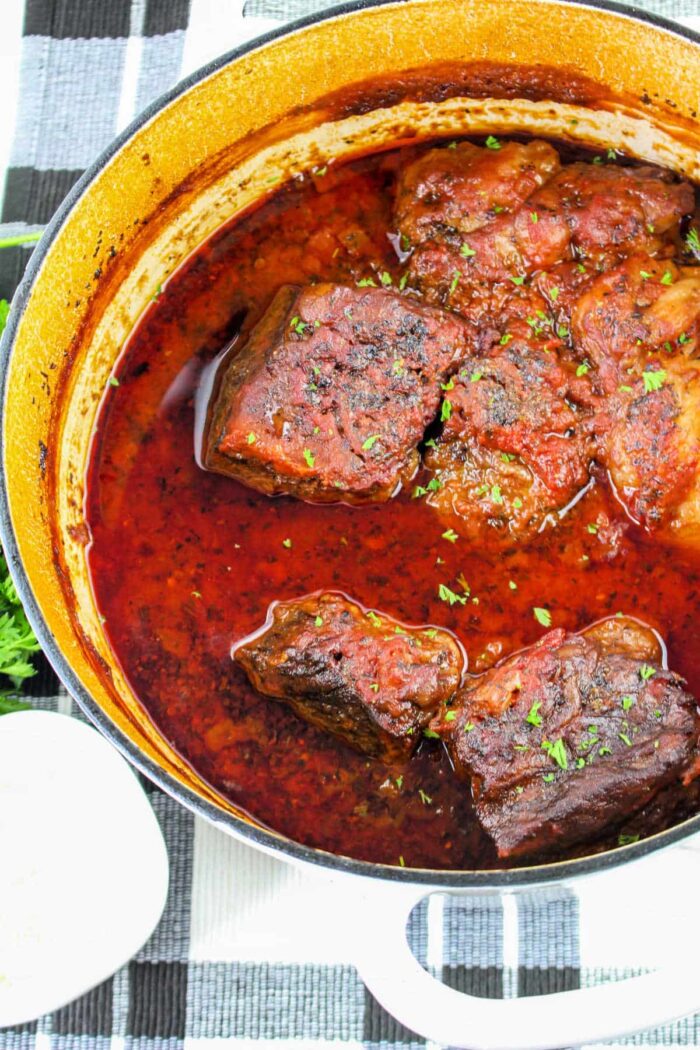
[[2, 1, 700, 1046]]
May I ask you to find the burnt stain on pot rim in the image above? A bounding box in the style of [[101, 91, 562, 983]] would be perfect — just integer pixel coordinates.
[[1, 0, 700, 886]]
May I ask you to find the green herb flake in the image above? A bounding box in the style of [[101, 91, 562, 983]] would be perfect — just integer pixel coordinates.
[[444, 710, 457, 722], [576, 362, 590, 377], [622, 695, 635, 711], [442, 528, 459, 543], [543, 773, 556, 783], [470, 371, 484, 383], [499, 333, 513, 346], [542, 738, 569, 770], [303, 448, 316, 468], [379, 271, 393, 286], [369, 683, 380, 692], [490, 484, 503, 504], [513, 497, 523, 509], [643, 369, 666, 393], [399, 273, 408, 291], [361, 434, 380, 451], [396, 775, 404, 789], [449, 270, 461, 294], [530, 211, 538, 224], [640, 664, 656, 680], [619, 732, 633, 747], [509, 580, 517, 591], [356, 277, 376, 287], [282, 538, 292, 549], [485, 135, 501, 150], [533, 607, 552, 627], [246, 432, 256, 445], [441, 399, 453, 422], [460, 243, 476, 258], [441, 377, 455, 391], [509, 275, 525, 286], [526, 700, 543, 728], [661, 271, 674, 286], [618, 833, 640, 846], [314, 615, 323, 627], [587, 523, 598, 535], [438, 583, 467, 606], [685, 227, 700, 255], [418, 788, 433, 804], [464, 721, 475, 732]]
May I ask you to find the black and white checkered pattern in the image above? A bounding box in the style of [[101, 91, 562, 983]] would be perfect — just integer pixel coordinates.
[[1, 1, 700, 1046]]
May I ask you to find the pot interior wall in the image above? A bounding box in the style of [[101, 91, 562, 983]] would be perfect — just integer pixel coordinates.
[[3, 0, 700, 874]]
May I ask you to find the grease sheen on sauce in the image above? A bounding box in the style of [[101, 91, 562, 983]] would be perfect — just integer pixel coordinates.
[[86, 146, 700, 869]]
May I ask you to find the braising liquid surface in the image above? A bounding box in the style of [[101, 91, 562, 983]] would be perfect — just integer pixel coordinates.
[[86, 147, 700, 869]]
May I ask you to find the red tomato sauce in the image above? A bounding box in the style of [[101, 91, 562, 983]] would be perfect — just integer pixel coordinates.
[[85, 145, 700, 869]]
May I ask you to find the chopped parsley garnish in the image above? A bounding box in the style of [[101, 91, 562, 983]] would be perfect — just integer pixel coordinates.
[[513, 497, 523, 509], [576, 263, 586, 274], [619, 732, 633, 747], [618, 384, 633, 393], [399, 273, 408, 291], [367, 611, 383, 626], [282, 538, 292, 548], [423, 728, 440, 739], [379, 271, 392, 286], [526, 700, 543, 728], [550, 286, 560, 301], [470, 371, 483, 382], [587, 523, 598, 535], [485, 135, 501, 150], [618, 834, 640, 846], [499, 333, 513, 346], [643, 369, 666, 393], [246, 432, 256, 445], [361, 435, 380, 451], [622, 695, 635, 711], [442, 528, 459, 543], [501, 452, 515, 462], [423, 628, 438, 639], [639, 270, 652, 281], [108, 376, 120, 387], [639, 664, 656, 680], [686, 227, 700, 255], [509, 275, 525, 286], [438, 583, 467, 606], [533, 607, 552, 627], [356, 277, 376, 287], [449, 270, 461, 294], [460, 243, 476, 258], [441, 377, 455, 391], [542, 738, 569, 770], [509, 580, 517, 590], [660, 271, 674, 286], [464, 721, 475, 732], [556, 324, 570, 340], [576, 362, 590, 377], [396, 775, 403, 789], [444, 710, 457, 722], [543, 773, 555, 783], [530, 211, 538, 224], [314, 615, 323, 627], [303, 448, 316, 468], [418, 789, 433, 805], [441, 399, 453, 422], [427, 477, 442, 492], [490, 484, 503, 504]]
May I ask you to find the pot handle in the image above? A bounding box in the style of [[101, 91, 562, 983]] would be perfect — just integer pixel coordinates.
[[350, 846, 700, 1050]]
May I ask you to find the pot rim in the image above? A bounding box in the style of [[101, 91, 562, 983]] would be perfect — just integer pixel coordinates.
[[2, 0, 699, 889]]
